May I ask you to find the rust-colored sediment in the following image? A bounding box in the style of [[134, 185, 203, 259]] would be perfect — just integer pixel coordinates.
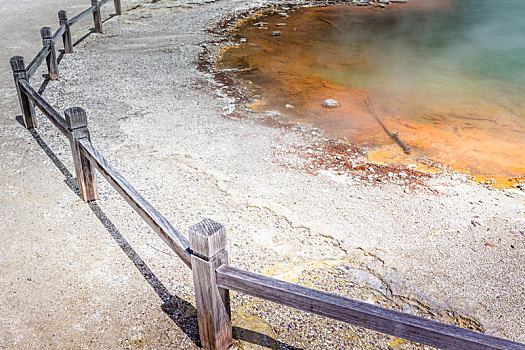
[[217, 2, 525, 188]]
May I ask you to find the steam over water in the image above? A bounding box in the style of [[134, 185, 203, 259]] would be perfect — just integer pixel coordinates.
[[219, 0, 525, 187]]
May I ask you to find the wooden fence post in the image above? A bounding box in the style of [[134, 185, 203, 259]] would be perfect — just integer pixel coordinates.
[[58, 10, 74, 54], [190, 219, 233, 350], [10, 56, 37, 129], [40, 27, 59, 80], [114, 0, 122, 16], [64, 107, 99, 201], [91, 0, 103, 33]]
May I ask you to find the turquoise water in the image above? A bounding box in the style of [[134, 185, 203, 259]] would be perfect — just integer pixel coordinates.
[[311, 0, 525, 109]]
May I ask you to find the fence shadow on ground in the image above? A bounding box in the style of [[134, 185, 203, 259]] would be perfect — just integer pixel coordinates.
[[73, 14, 116, 48], [15, 115, 301, 350]]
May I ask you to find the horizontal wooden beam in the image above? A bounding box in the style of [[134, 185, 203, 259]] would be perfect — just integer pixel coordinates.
[[99, 0, 112, 8], [78, 138, 192, 268], [26, 45, 51, 78], [216, 265, 525, 350], [51, 24, 67, 45], [68, 5, 96, 26], [18, 80, 68, 136]]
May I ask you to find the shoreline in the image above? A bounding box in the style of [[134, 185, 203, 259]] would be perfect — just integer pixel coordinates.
[[212, 2, 525, 190], [200, 2, 443, 193], [1, 0, 524, 348]]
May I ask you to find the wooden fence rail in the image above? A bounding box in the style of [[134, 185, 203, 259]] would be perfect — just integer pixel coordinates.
[[216, 265, 523, 350], [26, 46, 51, 78], [18, 79, 68, 135], [51, 24, 67, 45], [9, 1, 525, 349], [68, 5, 97, 27], [78, 137, 193, 266]]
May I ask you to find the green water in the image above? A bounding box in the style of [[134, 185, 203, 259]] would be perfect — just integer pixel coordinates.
[[311, 0, 525, 110], [221, 0, 525, 182]]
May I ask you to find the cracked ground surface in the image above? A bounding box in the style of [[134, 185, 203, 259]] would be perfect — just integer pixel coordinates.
[[1, 0, 524, 348]]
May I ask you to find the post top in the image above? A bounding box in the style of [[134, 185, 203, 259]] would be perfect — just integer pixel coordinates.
[[58, 10, 68, 19], [40, 27, 52, 39], [64, 107, 88, 130], [189, 219, 227, 259], [10, 56, 25, 72], [191, 218, 224, 237]]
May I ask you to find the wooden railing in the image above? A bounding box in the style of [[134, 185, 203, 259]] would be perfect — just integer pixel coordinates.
[[9, 1, 525, 349]]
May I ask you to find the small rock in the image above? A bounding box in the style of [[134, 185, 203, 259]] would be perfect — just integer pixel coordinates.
[[253, 22, 268, 27], [285, 104, 295, 109], [404, 187, 410, 194], [323, 99, 340, 108], [447, 220, 462, 230], [272, 31, 281, 36], [279, 12, 288, 17], [276, 23, 287, 26], [27, 277, 31, 281], [471, 219, 484, 227], [239, 38, 246, 43]]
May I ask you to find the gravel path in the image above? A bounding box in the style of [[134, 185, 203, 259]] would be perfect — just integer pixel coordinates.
[[1, 0, 524, 348]]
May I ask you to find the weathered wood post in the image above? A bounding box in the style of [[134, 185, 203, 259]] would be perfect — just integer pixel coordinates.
[[10, 56, 37, 129], [189, 219, 233, 350], [91, 0, 103, 33], [58, 10, 74, 54], [114, 0, 122, 16], [64, 107, 99, 201], [40, 27, 59, 80]]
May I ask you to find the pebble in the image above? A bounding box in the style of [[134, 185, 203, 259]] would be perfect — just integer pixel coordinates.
[[471, 219, 484, 227], [272, 31, 281, 36], [276, 23, 287, 26], [285, 104, 295, 109], [239, 38, 246, 43], [448, 220, 462, 230], [323, 99, 340, 108]]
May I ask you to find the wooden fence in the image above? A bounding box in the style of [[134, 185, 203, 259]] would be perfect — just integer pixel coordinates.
[[9, 1, 525, 349]]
